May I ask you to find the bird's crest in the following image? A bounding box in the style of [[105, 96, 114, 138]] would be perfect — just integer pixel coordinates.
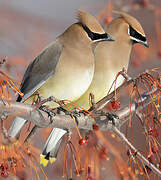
[[113, 11, 145, 36], [77, 10, 105, 34]]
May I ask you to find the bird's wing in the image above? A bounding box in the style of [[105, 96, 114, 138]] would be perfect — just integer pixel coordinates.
[[17, 40, 63, 102]]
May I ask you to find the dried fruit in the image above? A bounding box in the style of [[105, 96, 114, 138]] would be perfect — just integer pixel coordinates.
[[144, 165, 151, 175], [158, 50, 161, 57], [111, 100, 120, 110], [0, 164, 9, 178], [141, 0, 149, 7], [92, 123, 99, 131], [148, 128, 160, 138], [104, 16, 112, 24], [99, 147, 108, 160], [152, 145, 159, 154], [79, 138, 87, 145], [148, 153, 156, 163]]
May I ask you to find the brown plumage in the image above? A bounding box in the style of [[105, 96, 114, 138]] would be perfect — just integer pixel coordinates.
[[8, 10, 114, 166], [74, 11, 149, 109], [38, 12, 149, 167], [77, 10, 105, 34], [113, 11, 145, 36]]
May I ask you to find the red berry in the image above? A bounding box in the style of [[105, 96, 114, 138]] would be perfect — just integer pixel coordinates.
[[148, 153, 156, 163], [104, 16, 112, 24], [144, 165, 151, 175], [92, 124, 99, 131], [148, 128, 160, 138], [99, 152, 106, 160], [152, 145, 159, 154], [158, 50, 161, 57], [1, 168, 9, 178], [111, 100, 120, 110], [0, 165, 4, 171], [141, 0, 149, 7], [99, 147, 108, 160], [88, 166, 91, 174], [127, 149, 130, 157], [79, 138, 87, 145]]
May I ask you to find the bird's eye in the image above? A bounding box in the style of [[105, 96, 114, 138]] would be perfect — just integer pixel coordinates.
[[81, 24, 108, 41], [129, 25, 146, 42]]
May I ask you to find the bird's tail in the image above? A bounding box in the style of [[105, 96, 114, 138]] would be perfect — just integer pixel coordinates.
[[40, 128, 67, 167], [8, 117, 27, 138]]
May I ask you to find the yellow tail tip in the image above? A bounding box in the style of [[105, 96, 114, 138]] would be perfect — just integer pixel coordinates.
[[49, 157, 56, 164], [40, 154, 49, 167]]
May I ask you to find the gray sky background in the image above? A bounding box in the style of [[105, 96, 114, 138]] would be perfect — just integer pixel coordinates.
[[2, 0, 106, 21], [0, 0, 108, 58]]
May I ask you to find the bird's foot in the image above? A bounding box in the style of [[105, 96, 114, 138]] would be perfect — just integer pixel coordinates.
[[39, 105, 56, 124], [96, 110, 118, 126], [57, 107, 70, 115], [57, 107, 80, 125], [105, 112, 119, 126]]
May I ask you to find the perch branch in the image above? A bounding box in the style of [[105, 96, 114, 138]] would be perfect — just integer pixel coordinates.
[[0, 87, 159, 131]]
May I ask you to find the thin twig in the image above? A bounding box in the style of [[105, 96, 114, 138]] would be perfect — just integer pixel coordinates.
[[112, 126, 161, 177]]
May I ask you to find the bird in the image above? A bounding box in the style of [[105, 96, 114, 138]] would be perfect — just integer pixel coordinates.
[[74, 11, 149, 109], [42, 11, 149, 166], [7, 10, 114, 167]]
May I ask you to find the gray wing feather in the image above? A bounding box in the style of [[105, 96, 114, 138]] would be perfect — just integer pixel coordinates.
[[18, 40, 62, 102]]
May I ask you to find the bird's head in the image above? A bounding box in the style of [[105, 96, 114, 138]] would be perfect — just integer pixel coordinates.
[[113, 11, 149, 48], [76, 10, 114, 43]]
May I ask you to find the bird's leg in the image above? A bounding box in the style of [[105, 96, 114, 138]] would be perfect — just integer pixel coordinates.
[[119, 67, 132, 82]]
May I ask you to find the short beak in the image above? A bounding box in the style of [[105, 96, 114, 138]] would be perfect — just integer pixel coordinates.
[[142, 40, 149, 48], [105, 34, 115, 42]]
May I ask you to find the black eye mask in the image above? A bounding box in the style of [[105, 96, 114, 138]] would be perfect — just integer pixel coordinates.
[[81, 24, 108, 41], [129, 25, 146, 42]]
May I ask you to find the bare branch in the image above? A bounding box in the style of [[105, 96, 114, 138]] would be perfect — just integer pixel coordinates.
[[0, 87, 159, 131], [113, 126, 161, 177]]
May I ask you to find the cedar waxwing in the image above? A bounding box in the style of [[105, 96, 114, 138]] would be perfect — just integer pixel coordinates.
[[74, 11, 149, 109], [8, 10, 114, 166], [43, 11, 149, 166]]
